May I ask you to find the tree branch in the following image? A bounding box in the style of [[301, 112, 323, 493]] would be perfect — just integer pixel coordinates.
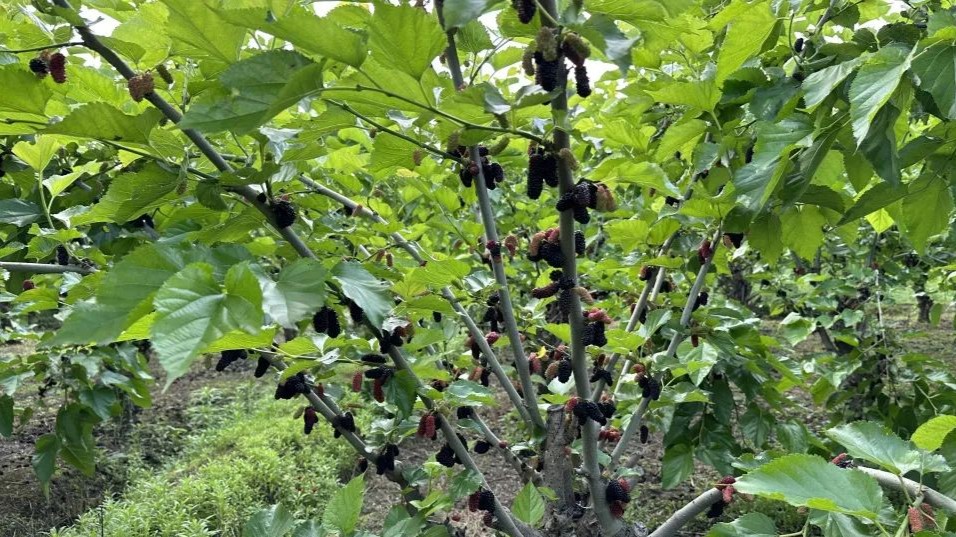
[[856, 466, 956, 514], [615, 227, 722, 478], [437, 5, 545, 433], [533, 0, 618, 532], [647, 488, 722, 537], [0, 262, 95, 275]]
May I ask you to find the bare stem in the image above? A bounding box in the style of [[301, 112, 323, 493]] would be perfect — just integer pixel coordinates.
[[1, 41, 83, 53], [0, 262, 95, 275], [438, 4, 545, 433], [856, 466, 956, 514]]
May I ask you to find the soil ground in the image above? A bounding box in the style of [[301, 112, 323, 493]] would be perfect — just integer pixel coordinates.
[[0, 344, 259, 537]]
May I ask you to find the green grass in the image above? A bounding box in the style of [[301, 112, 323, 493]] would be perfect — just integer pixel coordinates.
[[50, 384, 358, 537]]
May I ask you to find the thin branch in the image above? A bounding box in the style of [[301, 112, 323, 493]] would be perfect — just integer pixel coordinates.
[[1, 41, 83, 53], [438, 5, 545, 433], [324, 99, 462, 163], [615, 227, 723, 478], [0, 262, 95, 275], [593, 233, 678, 399], [322, 85, 544, 145]]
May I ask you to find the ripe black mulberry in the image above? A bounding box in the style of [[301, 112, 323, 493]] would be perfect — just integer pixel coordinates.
[[478, 489, 496, 512], [512, 0, 536, 23], [29, 58, 48, 77], [574, 231, 585, 255], [55, 245, 69, 265], [574, 65, 591, 98], [272, 199, 296, 229], [606, 479, 630, 503], [436, 443, 457, 467], [557, 359, 572, 383], [303, 407, 318, 434], [274, 372, 309, 399], [254, 356, 270, 378], [215, 348, 247, 371]]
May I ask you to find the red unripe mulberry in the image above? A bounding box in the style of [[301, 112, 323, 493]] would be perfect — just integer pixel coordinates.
[[48, 53, 66, 83], [908, 507, 923, 533], [698, 240, 712, 264], [351, 371, 363, 392]]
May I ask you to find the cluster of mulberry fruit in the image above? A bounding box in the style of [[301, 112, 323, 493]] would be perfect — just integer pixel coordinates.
[[907, 504, 935, 533], [468, 488, 496, 513], [583, 308, 611, 347], [127, 72, 155, 102], [606, 478, 631, 517], [271, 196, 297, 229], [331, 412, 357, 438], [30, 52, 66, 83], [707, 476, 737, 518], [457, 146, 504, 190], [562, 34, 593, 98], [569, 397, 607, 425], [483, 294, 502, 332], [555, 180, 616, 224], [376, 443, 399, 474], [215, 348, 247, 371], [526, 146, 558, 199], [379, 324, 412, 353], [598, 426, 621, 442], [275, 372, 310, 399], [528, 228, 564, 267]]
